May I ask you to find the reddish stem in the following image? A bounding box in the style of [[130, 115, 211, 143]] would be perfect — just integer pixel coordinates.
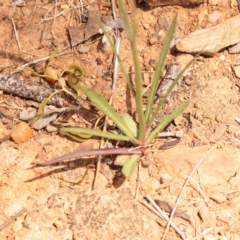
[[40, 147, 143, 166]]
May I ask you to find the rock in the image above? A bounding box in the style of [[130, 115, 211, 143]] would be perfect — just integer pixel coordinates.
[[175, 15, 240, 56], [0, 120, 10, 142], [10, 122, 33, 143], [229, 41, 240, 54], [232, 65, 240, 78], [155, 146, 238, 186]]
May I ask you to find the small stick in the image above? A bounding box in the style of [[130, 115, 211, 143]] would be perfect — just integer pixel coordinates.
[[111, 0, 121, 91], [161, 146, 215, 240], [0, 208, 26, 231], [135, 163, 141, 199], [112, 32, 121, 91], [11, 18, 21, 52], [141, 200, 165, 220], [11, 52, 70, 74], [145, 195, 188, 240]]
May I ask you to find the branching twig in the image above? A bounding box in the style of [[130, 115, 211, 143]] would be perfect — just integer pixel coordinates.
[[145, 195, 188, 240]]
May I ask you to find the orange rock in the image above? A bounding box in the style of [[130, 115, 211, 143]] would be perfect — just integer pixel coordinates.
[[10, 122, 33, 143]]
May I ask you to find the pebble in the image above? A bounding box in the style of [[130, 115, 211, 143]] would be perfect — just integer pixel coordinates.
[[208, 10, 222, 23], [208, 0, 219, 5], [232, 65, 240, 78], [142, 72, 150, 85], [215, 113, 222, 123], [10, 122, 33, 143]]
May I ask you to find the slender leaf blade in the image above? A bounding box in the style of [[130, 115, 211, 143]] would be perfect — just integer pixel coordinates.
[[29, 90, 63, 127], [148, 56, 195, 126], [81, 86, 138, 145], [146, 102, 189, 144], [60, 127, 130, 142], [114, 154, 131, 166], [121, 154, 140, 177], [145, 16, 177, 124], [122, 113, 138, 138]]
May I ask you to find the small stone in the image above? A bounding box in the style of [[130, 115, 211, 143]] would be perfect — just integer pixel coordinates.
[[219, 55, 225, 61], [208, 11, 222, 23], [208, 0, 219, 5], [10, 122, 33, 143], [0, 120, 10, 142], [142, 72, 150, 85], [215, 113, 222, 123], [232, 65, 240, 78], [142, 23, 150, 29]]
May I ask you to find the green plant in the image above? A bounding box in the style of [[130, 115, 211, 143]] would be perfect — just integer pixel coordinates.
[[38, 1, 194, 177]]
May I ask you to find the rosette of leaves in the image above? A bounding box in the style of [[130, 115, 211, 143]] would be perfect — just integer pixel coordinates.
[[37, 0, 194, 177]]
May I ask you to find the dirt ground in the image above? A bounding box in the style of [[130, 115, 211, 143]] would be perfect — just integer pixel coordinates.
[[1, 0, 240, 239]]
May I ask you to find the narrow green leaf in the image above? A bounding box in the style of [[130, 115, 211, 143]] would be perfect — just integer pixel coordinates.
[[60, 127, 131, 142], [146, 102, 189, 144], [25, 66, 57, 80], [117, 0, 134, 41], [81, 86, 139, 145], [117, 0, 146, 141], [114, 154, 131, 166], [94, 16, 134, 93], [122, 113, 138, 138], [29, 89, 63, 127], [60, 129, 92, 143], [145, 16, 177, 124], [121, 154, 140, 177], [147, 56, 195, 126]]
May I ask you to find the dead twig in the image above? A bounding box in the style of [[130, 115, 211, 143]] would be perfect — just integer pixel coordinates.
[[0, 208, 26, 231], [11, 18, 21, 52], [11, 51, 70, 74], [0, 74, 66, 107], [144, 195, 188, 240]]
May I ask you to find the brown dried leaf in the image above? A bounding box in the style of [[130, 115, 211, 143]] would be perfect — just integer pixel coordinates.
[[68, 9, 101, 47]]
